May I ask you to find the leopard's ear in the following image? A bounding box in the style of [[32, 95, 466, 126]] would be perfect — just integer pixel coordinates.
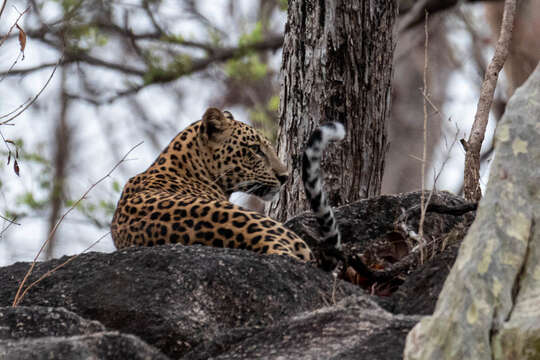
[[199, 107, 230, 145]]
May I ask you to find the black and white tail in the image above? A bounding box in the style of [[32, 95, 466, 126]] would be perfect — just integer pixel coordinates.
[[302, 122, 345, 249]]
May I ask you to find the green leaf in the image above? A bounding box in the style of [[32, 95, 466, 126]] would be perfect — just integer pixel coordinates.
[[162, 34, 185, 44], [239, 22, 263, 47], [143, 51, 192, 84], [267, 95, 280, 112], [112, 181, 121, 193], [224, 54, 267, 81], [208, 29, 222, 46], [17, 192, 46, 210], [99, 200, 116, 216]]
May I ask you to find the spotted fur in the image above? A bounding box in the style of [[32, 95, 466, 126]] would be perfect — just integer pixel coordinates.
[[111, 107, 343, 264], [302, 122, 345, 249]]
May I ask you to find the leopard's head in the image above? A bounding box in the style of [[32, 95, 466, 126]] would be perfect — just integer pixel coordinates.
[[198, 107, 288, 201]]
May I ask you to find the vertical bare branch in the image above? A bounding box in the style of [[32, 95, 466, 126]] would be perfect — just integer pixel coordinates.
[[418, 11, 429, 264], [0, 0, 7, 20], [463, 0, 516, 202]]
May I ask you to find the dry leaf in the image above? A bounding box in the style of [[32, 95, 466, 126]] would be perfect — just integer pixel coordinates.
[[16, 24, 26, 59], [5, 139, 15, 145], [14, 159, 20, 176], [343, 266, 369, 287], [7, 151, 11, 165]]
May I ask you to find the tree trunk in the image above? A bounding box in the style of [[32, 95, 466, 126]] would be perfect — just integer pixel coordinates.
[[485, 0, 540, 97], [404, 64, 540, 360], [383, 15, 450, 194], [45, 67, 71, 260], [269, 0, 397, 222]]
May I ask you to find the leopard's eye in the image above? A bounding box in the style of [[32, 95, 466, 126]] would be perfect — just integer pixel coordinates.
[[249, 144, 265, 157]]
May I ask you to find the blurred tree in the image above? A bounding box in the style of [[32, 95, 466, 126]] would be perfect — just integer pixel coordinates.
[[486, 0, 540, 95], [46, 66, 71, 259], [383, 15, 455, 194]]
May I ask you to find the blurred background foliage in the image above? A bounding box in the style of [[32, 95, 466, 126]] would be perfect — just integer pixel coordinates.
[[0, 0, 538, 264]]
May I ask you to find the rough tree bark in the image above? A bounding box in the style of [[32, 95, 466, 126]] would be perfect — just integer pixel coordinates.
[[404, 64, 540, 360], [269, 0, 397, 222]]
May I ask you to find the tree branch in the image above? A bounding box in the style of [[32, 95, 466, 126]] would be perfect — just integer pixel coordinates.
[[398, 0, 504, 32], [68, 35, 284, 104], [0, 56, 62, 125], [14, 21, 219, 52], [463, 0, 516, 201], [0, 51, 146, 77], [0, 0, 7, 21]]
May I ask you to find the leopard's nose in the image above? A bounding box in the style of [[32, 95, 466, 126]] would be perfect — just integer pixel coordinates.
[[277, 174, 289, 185]]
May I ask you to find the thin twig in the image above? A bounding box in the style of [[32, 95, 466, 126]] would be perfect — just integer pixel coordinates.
[[0, 129, 12, 154], [0, 6, 29, 47], [331, 273, 338, 305], [0, 61, 57, 77], [418, 11, 429, 264], [142, 0, 165, 36], [12, 141, 143, 307], [0, 56, 62, 125], [419, 88, 463, 191], [0, 99, 30, 120], [0, 0, 7, 21], [0, 212, 19, 225], [12, 232, 110, 306], [432, 122, 461, 187], [0, 52, 23, 82], [0, 215, 18, 237], [463, 0, 516, 201]]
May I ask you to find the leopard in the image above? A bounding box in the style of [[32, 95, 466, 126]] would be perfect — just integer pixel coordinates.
[[111, 107, 345, 263]]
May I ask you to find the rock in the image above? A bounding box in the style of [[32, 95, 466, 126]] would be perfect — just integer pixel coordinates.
[[0, 245, 362, 358], [0, 306, 168, 360], [0, 306, 104, 340], [287, 191, 474, 314], [0, 191, 476, 359], [184, 296, 420, 360], [1, 331, 170, 360], [285, 191, 472, 250], [383, 222, 472, 315]]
